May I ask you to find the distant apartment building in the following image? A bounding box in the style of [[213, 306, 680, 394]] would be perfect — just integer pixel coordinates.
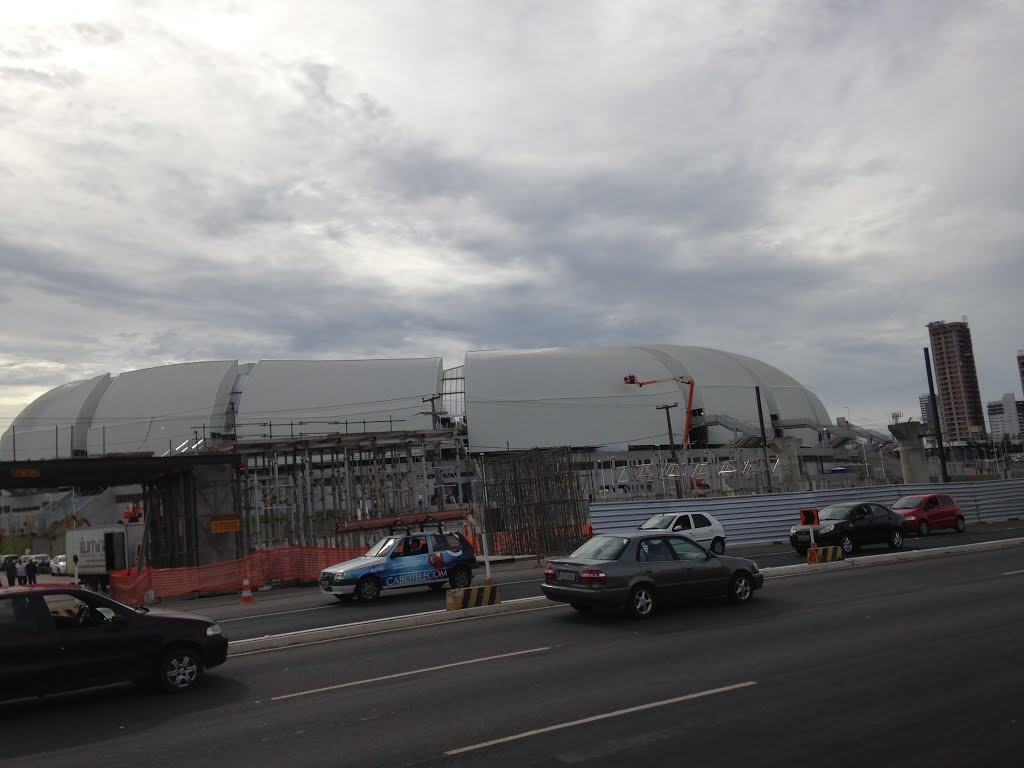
[[988, 394, 1024, 442], [927, 319, 987, 442], [1018, 349, 1024, 399]]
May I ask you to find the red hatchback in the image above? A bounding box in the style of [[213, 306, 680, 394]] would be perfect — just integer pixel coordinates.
[[892, 494, 966, 536]]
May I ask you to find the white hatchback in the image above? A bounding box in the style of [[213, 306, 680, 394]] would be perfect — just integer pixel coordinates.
[[639, 511, 728, 554]]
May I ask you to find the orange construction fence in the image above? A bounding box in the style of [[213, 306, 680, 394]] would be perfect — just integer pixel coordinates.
[[109, 546, 365, 605]]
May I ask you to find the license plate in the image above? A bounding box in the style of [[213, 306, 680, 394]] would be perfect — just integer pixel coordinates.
[[556, 570, 578, 582]]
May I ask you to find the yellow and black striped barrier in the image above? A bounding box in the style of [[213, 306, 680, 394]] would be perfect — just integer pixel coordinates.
[[445, 584, 501, 611], [807, 546, 843, 564]]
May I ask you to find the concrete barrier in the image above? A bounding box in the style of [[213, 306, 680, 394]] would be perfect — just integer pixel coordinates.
[[445, 584, 501, 610]]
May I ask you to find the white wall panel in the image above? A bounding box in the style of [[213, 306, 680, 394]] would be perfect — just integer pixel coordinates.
[[234, 358, 443, 440]]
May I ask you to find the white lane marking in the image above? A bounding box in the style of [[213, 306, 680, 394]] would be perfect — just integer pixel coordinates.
[[445, 681, 758, 756], [270, 646, 551, 701], [219, 604, 335, 623], [231, 603, 567, 657], [1003, 569, 1024, 576]]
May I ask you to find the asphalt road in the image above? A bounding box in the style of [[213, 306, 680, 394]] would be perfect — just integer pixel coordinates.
[[160, 518, 1024, 641], [5, 544, 1023, 767]]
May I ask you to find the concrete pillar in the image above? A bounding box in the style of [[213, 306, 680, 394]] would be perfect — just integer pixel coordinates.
[[768, 436, 802, 490], [887, 422, 930, 484]]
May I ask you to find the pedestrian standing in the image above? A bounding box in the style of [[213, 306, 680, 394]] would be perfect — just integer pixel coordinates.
[[15, 558, 28, 586], [4, 559, 16, 587], [25, 558, 38, 585]]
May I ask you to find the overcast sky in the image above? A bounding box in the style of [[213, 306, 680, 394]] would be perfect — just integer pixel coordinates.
[[2, 0, 1023, 435]]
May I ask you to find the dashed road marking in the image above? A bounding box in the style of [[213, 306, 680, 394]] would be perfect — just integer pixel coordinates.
[[445, 681, 758, 756], [270, 646, 551, 701]]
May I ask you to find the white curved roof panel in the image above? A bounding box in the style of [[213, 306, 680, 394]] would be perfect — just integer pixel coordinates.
[[86, 361, 237, 455], [234, 358, 443, 441], [0, 374, 111, 461], [465, 346, 829, 452]]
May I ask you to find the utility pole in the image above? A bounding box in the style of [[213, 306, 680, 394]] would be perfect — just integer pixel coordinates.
[[923, 348, 950, 482], [755, 386, 773, 493], [657, 403, 684, 499]]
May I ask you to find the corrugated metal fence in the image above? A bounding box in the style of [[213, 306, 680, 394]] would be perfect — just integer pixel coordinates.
[[591, 480, 1024, 545]]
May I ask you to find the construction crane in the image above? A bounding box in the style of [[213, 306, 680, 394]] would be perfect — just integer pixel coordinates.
[[623, 374, 697, 448]]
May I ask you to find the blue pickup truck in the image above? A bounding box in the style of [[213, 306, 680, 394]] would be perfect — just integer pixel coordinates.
[[320, 530, 477, 603]]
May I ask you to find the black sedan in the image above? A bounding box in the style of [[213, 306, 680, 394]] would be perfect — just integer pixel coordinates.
[[0, 585, 228, 700], [541, 532, 763, 618], [789, 502, 905, 556]]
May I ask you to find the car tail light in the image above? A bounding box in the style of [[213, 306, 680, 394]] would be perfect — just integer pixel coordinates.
[[580, 569, 607, 584], [544, 564, 555, 581]]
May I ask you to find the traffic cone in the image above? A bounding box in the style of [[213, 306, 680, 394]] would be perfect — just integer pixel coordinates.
[[241, 577, 254, 605]]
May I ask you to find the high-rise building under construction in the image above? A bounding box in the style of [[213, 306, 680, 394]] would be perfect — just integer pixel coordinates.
[[927, 319, 986, 442]]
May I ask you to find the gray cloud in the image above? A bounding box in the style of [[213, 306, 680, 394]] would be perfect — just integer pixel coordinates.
[[2, 0, 1023, 435]]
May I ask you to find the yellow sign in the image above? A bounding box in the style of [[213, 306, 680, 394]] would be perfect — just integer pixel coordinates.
[[210, 515, 241, 534]]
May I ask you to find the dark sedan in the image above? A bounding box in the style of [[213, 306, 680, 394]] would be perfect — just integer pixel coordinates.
[[789, 502, 905, 556], [541, 532, 763, 618], [0, 585, 228, 700]]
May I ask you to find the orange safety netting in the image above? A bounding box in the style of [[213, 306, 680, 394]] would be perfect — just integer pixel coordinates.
[[109, 545, 365, 605]]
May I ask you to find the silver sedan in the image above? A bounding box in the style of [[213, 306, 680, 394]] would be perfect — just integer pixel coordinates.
[[541, 532, 763, 618]]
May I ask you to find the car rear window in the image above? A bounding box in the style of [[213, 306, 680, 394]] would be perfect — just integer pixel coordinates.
[[940, 496, 956, 506], [692, 514, 712, 528], [892, 497, 925, 510], [570, 536, 629, 560]]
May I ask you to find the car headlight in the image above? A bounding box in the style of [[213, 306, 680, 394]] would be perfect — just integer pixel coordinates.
[[790, 526, 798, 534], [206, 624, 222, 636], [904, 515, 916, 521], [818, 524, 835, 534]]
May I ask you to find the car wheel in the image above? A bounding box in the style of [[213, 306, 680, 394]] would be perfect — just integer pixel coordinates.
[[449, 567, 472, 590], [794, 547, 808, 557], [334, 594, 354, 602], [570, 603, 593, 613], [710, 538, 726, 555], [955, 516, 966, 534], [355, 576, 381, 603], [918, 519, 930, 537], [729, 572, 755, 604], [627, 584, 655, 619], [888, 528, 904, 550], [838, 534, 855, 555], [157, 646, 204, 693]]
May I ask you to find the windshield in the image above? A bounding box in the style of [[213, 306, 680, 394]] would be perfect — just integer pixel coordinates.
[[818, 504, 855, 521], [364, 536, 401, 558], [639, 515, 674, 530], [569, 536, 629, 560], [892, 497, 925, 510]]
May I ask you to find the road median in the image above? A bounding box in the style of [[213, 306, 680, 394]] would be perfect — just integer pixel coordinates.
[[229, 536, 1024, 654], [761, 535, 1024, 579], [228, 596, 555, 654]]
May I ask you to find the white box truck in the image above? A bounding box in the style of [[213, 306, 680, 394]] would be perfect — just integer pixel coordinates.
[[65, 523, 144, 590]]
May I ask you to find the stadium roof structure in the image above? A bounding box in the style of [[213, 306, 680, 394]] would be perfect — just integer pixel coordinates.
[[464, 345, 832, 452]]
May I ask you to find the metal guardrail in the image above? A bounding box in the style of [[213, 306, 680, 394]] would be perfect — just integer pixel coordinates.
[[590, 480, 1024, 545]]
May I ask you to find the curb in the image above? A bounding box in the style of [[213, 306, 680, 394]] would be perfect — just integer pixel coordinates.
[[227, 596, 554, 654], [761, 535, 1024, 579], [227, 535, 1024, 654]]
